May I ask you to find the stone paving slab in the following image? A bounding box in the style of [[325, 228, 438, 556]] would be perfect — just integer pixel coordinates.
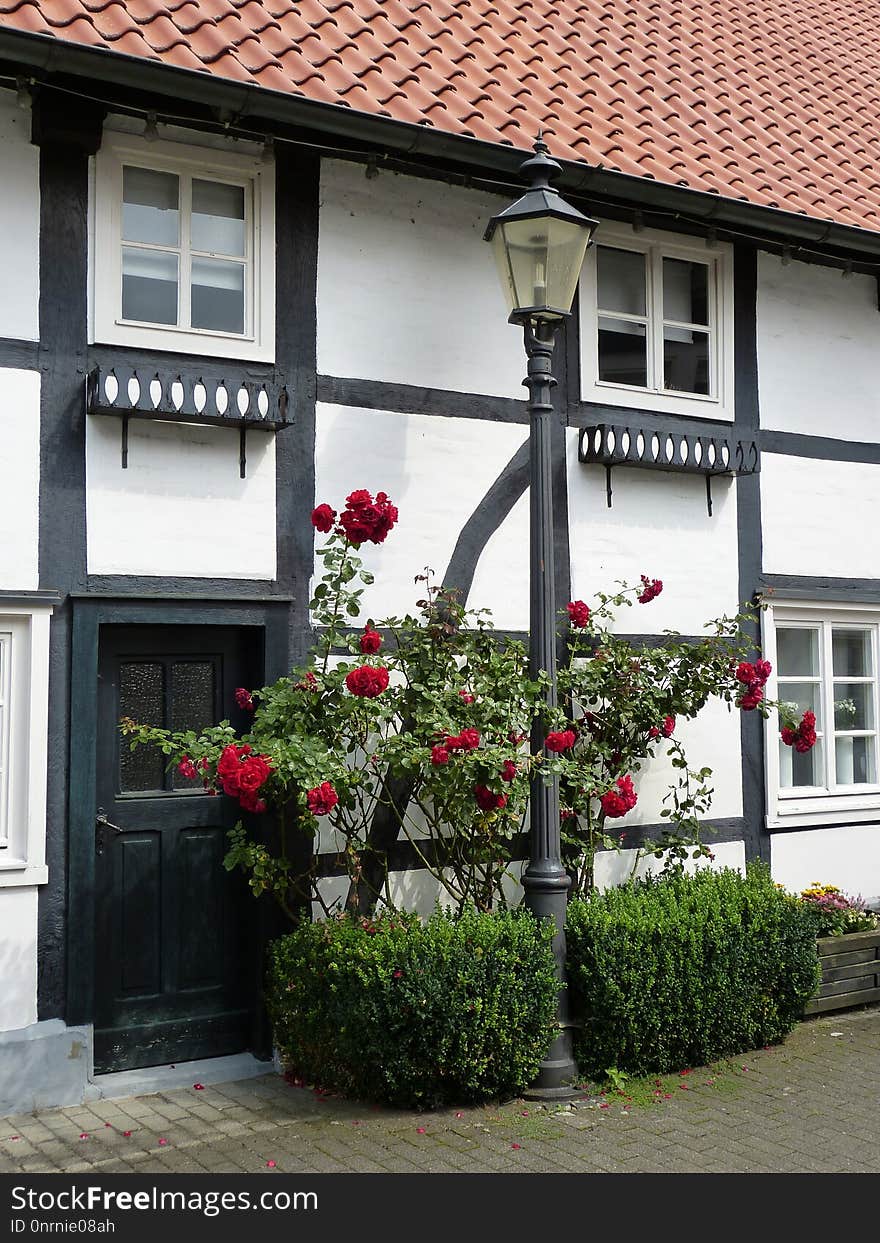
[[1, 1006, 879, 1175]]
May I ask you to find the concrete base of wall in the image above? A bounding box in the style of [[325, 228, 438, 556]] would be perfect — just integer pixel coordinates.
[[0, 1020, 276, 1117], [0, 1019, 92, 1116]]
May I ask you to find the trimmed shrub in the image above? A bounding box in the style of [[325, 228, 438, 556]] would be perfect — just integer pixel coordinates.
[[566, 862, 820, 1077], [268, 905, 560, 1109]]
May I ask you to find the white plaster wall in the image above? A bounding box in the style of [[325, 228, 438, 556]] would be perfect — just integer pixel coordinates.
[[314, 404, 528, 623], [0, 369, 40, 591], [566, 430, 740, 634], [317, 160, 525, 398], [0, 887, 38, 1031], [469, 490, 529, 630], [761, 454, 880, 578], [771, 825, 880, 906], [86, 417, 276, 578], [757, 252, 880, 441], [0, 92, 39, 342], [595, 838, 746, 890]]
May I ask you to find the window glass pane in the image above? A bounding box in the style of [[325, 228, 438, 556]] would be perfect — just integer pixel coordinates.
[[780, 739, 823, 789], [598, 317, 647, 387], [835, 736, 876, 785], [777, 628, 820, 677], [122, 247, 178, 325], [171, 661, 215, 790], [191, 258, 244, 334], [777, 681, 822, 729], [597, 247, 646, 316], [833, 683, 873, 732], [663, 328, 709, 394], [192, 180, 246, 256], [122, 167, 179, 247], [119, 663, 166, 792], [663, 257, 709, 326], [832, 629, 872, 677]]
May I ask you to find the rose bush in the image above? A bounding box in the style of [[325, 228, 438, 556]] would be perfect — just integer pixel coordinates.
[[121, 486, 795, 916]]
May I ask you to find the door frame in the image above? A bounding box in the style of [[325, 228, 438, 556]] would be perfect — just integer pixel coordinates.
[[66, 595, 292, 1031]]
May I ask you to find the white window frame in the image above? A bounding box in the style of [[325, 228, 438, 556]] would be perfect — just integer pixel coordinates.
[[579, 222, 735, 420], [0, 607, 52, 887], [92, 133, 275, 363], [764, 600, 880, 829]]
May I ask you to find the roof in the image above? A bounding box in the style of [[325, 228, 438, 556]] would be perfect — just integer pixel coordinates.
[[2, 0, 880, 233]]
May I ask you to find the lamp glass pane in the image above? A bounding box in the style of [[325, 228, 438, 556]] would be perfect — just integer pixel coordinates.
[[492, 215, 591, 315]]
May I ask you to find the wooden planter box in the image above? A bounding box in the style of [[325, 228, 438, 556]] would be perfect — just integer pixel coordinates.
[[804, 928, 880, 1015]]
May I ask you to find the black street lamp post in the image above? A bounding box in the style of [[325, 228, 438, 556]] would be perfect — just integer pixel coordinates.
[[485, 138, 599, 1096]]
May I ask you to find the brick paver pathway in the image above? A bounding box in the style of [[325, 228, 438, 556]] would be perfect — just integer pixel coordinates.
[[2, 1006, 878, 1175]]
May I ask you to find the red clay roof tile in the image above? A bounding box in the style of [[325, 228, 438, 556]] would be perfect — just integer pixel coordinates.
[[4, 1, 880, 231]]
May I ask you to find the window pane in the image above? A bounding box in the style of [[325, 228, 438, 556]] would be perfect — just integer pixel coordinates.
[[598, 316, 647, 387], [835, 736, 876, 785], [122, 167, 179, 247], [191, 258, 244, 334], [119, 663, 166, 792], [663, 257, 708, 326], [832, 629, 872, 677], [663, 328, 709, 394], [777, 681, 822, 729], [597, 247, 646, 316], [192, 180, 246, 256], [780, 738, 823, 789], [777, 628, 820, 677], [122, 248, 178, 325], [833, 683, 873, 732]]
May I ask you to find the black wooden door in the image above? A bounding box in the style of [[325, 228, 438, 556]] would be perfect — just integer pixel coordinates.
[[94, 625, 261, 1073]]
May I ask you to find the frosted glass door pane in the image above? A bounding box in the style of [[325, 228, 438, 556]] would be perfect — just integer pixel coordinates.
[[776, 628, 819, 677], [598, 317, 647, 387], [192, 180, 246, 256], [119, 663, 166, 792], [123, 168, 179, 246], [597, 248, 646, 316], [171, 662, 215, 790], [191, 259, 244, 333], [122, 248, 178, 325], [832, 630, 872, 677]]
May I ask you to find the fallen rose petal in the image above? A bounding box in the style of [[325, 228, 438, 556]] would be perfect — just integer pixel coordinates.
[[193, 1083, 205, 1091], [266, 1160, 276, 1169], [663, 1093, 672, 1099], [122, 1131, 132, 1137], [599, 1103, 609, 1110], [79, 1133, 89, 1140], [455, 1112, 463, 1118], [511, 1143, 521, 1149], [8, 1136, 20, 1142], [157, 1138, 168, 1146], [416, 1127, 426, 1134], [520, 1110, 529, 1116]]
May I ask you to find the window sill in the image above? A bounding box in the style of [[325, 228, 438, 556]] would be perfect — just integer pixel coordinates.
[[0, 862, 49, 887], [766, 801, 880, 830], [93, 321, 275, 365], [582, 381, 733, 423]]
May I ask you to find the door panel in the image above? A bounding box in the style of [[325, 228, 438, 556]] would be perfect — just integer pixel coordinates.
[[94, 625, 261, 1073]]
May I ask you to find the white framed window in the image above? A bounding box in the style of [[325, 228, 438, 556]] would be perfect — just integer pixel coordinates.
[[764, 600, 880, 828], [579, 224, 734, 419], [93, 134, 275, 362], [0, 607, 52, 887]]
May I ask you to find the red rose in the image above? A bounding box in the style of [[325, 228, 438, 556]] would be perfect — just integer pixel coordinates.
[[307, 782, 339, 816], [637, 575, 663, 604], [600, 774, 638, 819], [648, 726, 660, 739], [311, 503, 336, 533], [780, 727, 797, 746], [238, 755, 272, 794], [296, 671, 319, 692], [445, 729, 480, 751], [739, 685, 764, 711], [345, 665, 390, 698], [661, 716, 675, 738], [754, 659, 772, 681], [239, 790, 267, 814], [177, 756, 198, 781], [474, 785, 508, 812], [735, 662, 755, 684], [217, 744, 242, 779], [567, 600, 591, 627], [430, 745, 450, 767], [234, 687, 255, 712], [544, 730, 576, 754], [338, 489, 398, 546], [459, 690, 475, 704], [360, 627, 382, 654], [500, 760, 517, 782]]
